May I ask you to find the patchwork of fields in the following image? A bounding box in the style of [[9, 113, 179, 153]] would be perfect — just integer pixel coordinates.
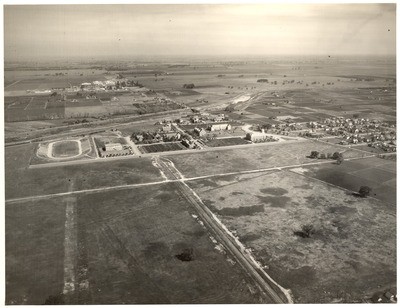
[[4, 57, 396, 304]]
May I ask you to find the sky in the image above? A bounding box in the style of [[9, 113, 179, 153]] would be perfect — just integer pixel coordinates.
[[4, 3, 397, 61]]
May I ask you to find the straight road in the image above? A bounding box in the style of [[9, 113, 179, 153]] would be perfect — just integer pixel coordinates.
[[155, 157, 292, 303]]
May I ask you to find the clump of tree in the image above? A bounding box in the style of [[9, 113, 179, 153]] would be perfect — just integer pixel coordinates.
[[183, 83, 195, 89], [332, 151, 344, 164], [257, 79, 269, 83], [308, 151, 344, 163], [358, 186, 372, 198], [309, 151, 320, 159], [175, 248, 194, 261], [294, 224, 315, 238]]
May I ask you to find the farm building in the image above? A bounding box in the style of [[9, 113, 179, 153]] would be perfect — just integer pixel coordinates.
[[162, 123, 173, 132], [212, 114, 226, 122], [105, 143, 123, 151], [194, 127, 207, 137], [191, 116, 200, 123], [209, 123, 231, 131], [245, 130, 277, 142]]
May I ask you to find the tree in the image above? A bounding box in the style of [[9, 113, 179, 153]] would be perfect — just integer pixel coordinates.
[[262, 123, 272, 131], [332, 152, 341, 160], [294, 224, 315, 238], [336, 154, 344, 165], [359, 186, 372, 198], [310, 151, 319, 159], [175, 248, 194, 261]]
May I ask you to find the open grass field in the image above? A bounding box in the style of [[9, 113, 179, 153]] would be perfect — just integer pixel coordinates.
[[290, 156, 396, 205], [139, 142, 186, 153], [187, 169, 396, 303], [52, 140, 80, 157], [6, 183, 267, 304], [5, 144, 163, 199], [166, 140, 365, 178]]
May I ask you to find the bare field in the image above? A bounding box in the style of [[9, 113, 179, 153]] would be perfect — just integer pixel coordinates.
[[6, 184, 268, 304], [205, 137, 250, 147], [5, 144, 163, 199], [166, 140, 366, 178], [6, 197, 67, 304], [187, 170, 396, 303]]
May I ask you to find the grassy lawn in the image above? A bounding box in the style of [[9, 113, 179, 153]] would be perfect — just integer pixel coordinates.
[[52, 140, 80, 157], [6, 198, 67, 304], [187, 170, 396, 303]]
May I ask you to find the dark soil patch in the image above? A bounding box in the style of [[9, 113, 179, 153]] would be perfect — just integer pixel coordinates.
[[218, 204, 264, 217], [293, 184, 313, 190], [231, 191, 244, 195], [239, 233, 262, 243], [257, 195, 291, 208], [259, 187, 288, 195], [329, 206, 357, 215]]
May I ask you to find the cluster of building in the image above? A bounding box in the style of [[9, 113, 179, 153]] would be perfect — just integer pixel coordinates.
[[190, 113, 227, 124], [193, 123, 232, 137], [132, 124, 182, 144], [245, 129, 279, 143], [304, 116, 397, 151]]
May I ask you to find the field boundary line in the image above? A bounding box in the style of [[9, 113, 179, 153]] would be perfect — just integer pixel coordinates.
[[23, 97, 34, 110]]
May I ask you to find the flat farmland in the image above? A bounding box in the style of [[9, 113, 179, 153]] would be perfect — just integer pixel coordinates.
[[205, 137, 250, 147], [245, 103, 332, 122], [6, 184, 267, 304], [5, 144, 163, 200], [5, 96, 65, 122], [290, 156, 396, 205], [187, 170, 396, 303], [4, 71, 107, 92], [139, 142, 186, 153], [166, 140, 365, 178]]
